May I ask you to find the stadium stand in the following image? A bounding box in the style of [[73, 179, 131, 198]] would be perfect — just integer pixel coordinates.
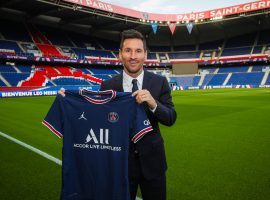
[[66, 32, 99, 49], [17, 65, 32, 73], [252, 46, 264, 54], [265, 74, 270, 85], [221, 47, 252, 56], [218, 66, 249, 73], [168, 52, 200, 59], [205, 74, 228, 86], [226, 72, 264, 86], [201, 74, 215, 86], [149, 46, 171, 52], [252, 65, 264, 72], [147, 52, 158, 60], [72, 48, 115, 59], [0, 64, 17, 73], [0, 16, 270, 90], [200, 67, 218, 73], [90, 68, 119, 75], [174, 45, 196, 51], [98, 39, 119, 51], [170, 76, 196, 88], [52, 78, 91, 86], [225, 33, 256, 48], [0, 40, 24, 54], [257, 29, 270, 45], [1, 73, 30, 86], [0, 78, 5, 86], [192, 76, 201, 86], [37, 25, 74, 47], [0, 19, 32, 42], [199, 40, 223, 50]]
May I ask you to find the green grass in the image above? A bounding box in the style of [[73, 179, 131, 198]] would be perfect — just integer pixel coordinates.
[[0, 88, 270, 200]]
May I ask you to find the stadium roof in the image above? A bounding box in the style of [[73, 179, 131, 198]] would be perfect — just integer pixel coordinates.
[[0, 0, 270, 46]]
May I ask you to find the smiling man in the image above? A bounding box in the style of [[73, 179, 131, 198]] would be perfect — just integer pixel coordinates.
[[100, 29, 177, 200]]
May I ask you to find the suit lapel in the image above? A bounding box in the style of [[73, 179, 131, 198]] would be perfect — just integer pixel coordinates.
[[115, 73, 124, 92], [142, 70, 152, 90]]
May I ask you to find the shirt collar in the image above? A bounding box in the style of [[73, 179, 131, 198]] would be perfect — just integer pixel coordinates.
[[123, 70, 144, 89]]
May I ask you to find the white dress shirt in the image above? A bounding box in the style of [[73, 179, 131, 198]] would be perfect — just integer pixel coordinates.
[[123, 70, 144, 92]]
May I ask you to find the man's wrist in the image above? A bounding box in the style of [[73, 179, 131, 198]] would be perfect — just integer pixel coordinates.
[[149, 103, 157, 113]]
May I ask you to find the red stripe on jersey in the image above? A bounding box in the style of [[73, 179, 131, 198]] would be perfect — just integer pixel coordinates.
[[132, 126, 153, 143], [42, 120, 63, 138]]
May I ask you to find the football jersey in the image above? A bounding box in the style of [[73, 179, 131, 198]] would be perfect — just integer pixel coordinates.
[[42, 89, 153, 200]]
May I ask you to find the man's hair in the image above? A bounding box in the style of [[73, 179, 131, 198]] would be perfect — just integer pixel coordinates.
[[120, 29, 147, 51]]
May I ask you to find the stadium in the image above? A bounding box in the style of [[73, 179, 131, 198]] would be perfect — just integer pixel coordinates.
[[0, 0, 270, 199]]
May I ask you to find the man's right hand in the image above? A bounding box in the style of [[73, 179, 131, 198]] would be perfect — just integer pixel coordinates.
[[58, 87, 65, 97]]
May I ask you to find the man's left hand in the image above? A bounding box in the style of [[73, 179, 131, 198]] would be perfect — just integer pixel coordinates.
[[132, 89, 157, 110]]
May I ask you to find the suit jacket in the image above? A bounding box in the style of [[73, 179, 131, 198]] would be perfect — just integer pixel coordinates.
[[100, 69, 177, 180]]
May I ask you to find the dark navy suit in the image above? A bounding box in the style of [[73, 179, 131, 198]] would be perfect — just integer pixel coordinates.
[[100, 69, 177, 200]]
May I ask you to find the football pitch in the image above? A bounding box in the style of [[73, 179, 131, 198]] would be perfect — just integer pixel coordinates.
[[0, 88, 270, 200]]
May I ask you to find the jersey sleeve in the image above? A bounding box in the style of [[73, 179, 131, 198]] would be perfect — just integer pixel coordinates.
[[131, 104, 153, 143], [42, 95, 64, 138]]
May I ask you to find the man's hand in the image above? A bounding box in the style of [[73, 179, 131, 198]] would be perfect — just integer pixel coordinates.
[[132, 89, 157, 110], [58, 87, 65, 97]]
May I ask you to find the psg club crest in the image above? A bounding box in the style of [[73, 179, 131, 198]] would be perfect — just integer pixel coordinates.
[[108, 112, 119, 123]]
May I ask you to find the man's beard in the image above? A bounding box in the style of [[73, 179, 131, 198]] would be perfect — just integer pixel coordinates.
[[124, 64, 143, 76]]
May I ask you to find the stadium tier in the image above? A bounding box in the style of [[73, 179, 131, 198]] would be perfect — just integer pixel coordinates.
[[169, 65, 270, 89], [218, 66, 249, 73], [0, 63, 269, 88], [52, 78, 92, 86], [226, 72, 264, 86], [0, 19, 32, 42], [0, 78, 5, 86], [89, 68, 120, 75], [203, 74, 228, 86], [0, 17, 270, 91], [221, 47, 252, 57], [265, 74, 270, 85], [225, 33, 256, 48], [0, 40, 24, 54], [168, 52, 200, 59], [0, 18, 270, 62], [199, 40, 223, 50], [174, 45, 196, 51], [0, 64, 17, 73], [170, 76, 196, 88], [147, 52, 158, 60], [72, 48, 116, 59], [257, 29, 270, 45], [37, 25, 74, 47], [0, 64, 120, 87]]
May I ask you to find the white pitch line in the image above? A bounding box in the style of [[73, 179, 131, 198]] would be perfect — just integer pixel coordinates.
[[0, 130, 143, 200], [0, 131, 62, 166]]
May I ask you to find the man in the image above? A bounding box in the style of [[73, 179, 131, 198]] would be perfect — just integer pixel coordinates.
[[100, 29, 177, 200]]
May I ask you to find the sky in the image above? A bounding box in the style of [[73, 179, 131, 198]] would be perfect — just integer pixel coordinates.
[[101, 0, 256, 14]]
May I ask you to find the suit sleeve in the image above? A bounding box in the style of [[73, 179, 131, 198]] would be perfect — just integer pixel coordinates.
[[154, 77, 177, 126], [42, 95, 64, 138]]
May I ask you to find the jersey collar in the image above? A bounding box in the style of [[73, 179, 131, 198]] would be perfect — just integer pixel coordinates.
[[80, 89, 116, 104]]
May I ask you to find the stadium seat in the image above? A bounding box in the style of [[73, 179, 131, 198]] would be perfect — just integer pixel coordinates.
[[226, 72, 264, 86]]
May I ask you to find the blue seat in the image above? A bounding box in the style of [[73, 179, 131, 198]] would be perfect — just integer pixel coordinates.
[[226, 72, 264, 86], [1, 73, 30, 86]]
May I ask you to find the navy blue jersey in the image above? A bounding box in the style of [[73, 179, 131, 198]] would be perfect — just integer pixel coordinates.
[[42, 89, 152, 200]]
